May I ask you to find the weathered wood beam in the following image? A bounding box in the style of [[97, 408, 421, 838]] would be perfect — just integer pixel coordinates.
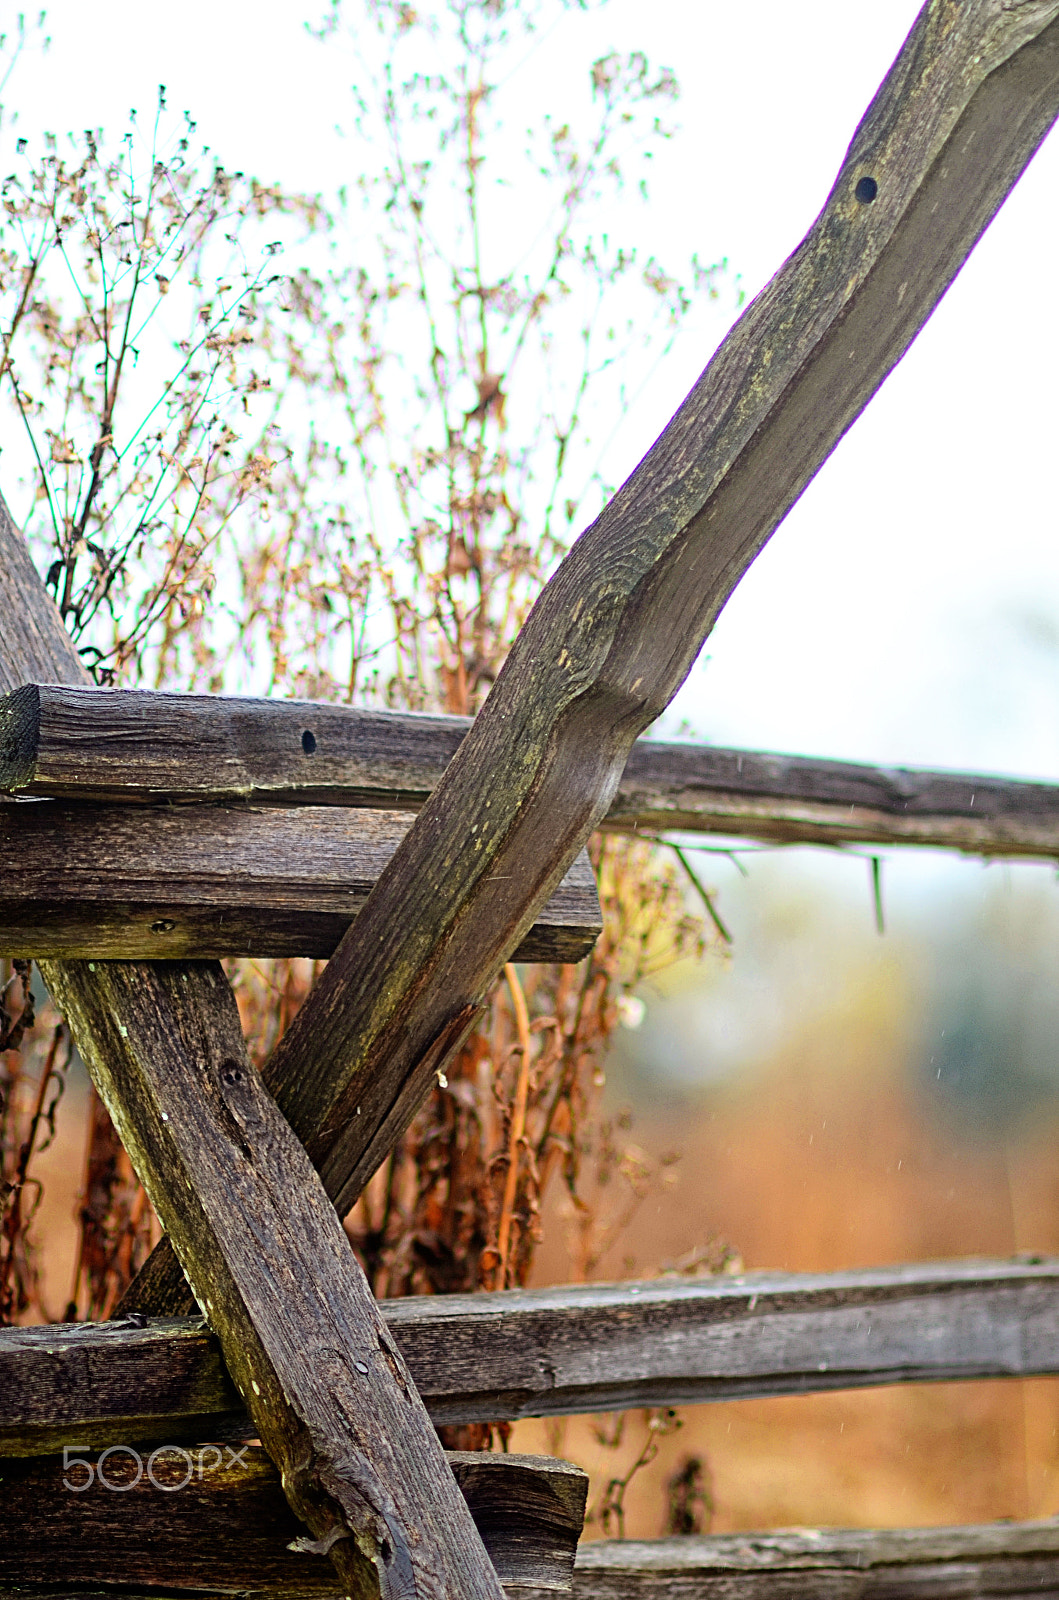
[[230, 0, 1059, 1252], [519, 1523, 1059, 1600], [46, 957, 507, 1600], [0, 1446, 586, 1595], [0, 801, 600, 964], [0, 682, 467, 808], [9, 682, 1059, 860], [7, 1259, 1059, 1454], [612, 742, 1059, 859], [2, 1518, 1056, 1600]]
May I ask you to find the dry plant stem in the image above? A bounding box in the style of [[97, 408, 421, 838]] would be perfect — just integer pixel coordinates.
[[0, 1026, 63, 1318], [597, 1409, 682, 1540], [68, 1085, 157, 1320], [0, 111, 311, 680], [495, 962, 531, 1288]]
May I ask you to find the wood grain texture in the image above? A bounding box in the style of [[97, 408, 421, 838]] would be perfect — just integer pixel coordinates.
[[0, 1447, 586, 1595], [11, 683, 1059, 861], [0, 682, 465, 808], [45, 957, 507, 1600], [240, 0, 1059, 1237], [8, 1259, 1059, 1453], [0, 800, 600, 964], [3, 1482, 1058, 1600], [515, 1524, 1059, 1600]]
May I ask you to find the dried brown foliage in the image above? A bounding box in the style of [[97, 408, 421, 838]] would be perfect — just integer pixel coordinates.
[[0, 961, 70, 1323], [67, 1087, 161, 1321]]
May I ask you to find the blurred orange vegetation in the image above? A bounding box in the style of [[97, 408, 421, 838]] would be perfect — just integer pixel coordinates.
[[512, 892, 1059, 1537]]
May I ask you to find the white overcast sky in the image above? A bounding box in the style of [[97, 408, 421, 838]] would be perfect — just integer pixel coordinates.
[[8, 0, 1059, 780]]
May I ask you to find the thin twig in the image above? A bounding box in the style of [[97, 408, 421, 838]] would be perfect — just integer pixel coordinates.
[[496, 961, 532, 1287], [669, 842, 733, 945]]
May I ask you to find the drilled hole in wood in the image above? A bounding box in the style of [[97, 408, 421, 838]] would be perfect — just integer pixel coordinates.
[[855, 175, 878, 203], [301, 729, 317, 754], [220, 1059, 244, 1085], [150, 918, 177, 933]]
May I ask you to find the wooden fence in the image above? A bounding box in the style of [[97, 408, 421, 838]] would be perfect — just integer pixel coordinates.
[[5, 2, 1059, 1596]]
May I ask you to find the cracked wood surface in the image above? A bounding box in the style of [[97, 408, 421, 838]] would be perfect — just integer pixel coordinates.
[[516, 1523, 1059, 1600], [5, 1259, 1059, 1453], [10, 682, 1059, 860]]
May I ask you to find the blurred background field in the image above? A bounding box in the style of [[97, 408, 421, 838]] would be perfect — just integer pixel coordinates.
[[509, 846, 1059, 1538]]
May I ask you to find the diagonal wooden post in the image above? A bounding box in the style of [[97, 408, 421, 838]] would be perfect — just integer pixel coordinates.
[[120, 0, 1059, 1319], [0, 499, 506, 1600], [253, 0, 1059, 1207]]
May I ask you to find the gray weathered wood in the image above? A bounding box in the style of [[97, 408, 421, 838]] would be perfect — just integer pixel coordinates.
[[46, 957, 507, 1600], [233, 1, 1059, 1251], [11, 682, 1059, 861], [0, 682, 467, 808], [0, 509, 94, 685], [0, 1446, 586, 1595], [517, 1523, 1059, 1600], [3, 1484, 1058, 1600], [0, 800, 600, 964], [612, 741, 1059, 858], [7, 1258, 1059, 1454]]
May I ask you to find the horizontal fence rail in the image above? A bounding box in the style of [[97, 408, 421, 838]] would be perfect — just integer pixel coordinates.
[[0, 801, 600, 964], [4, 1516, 1058, 1599], [0, 1446, 587, 1596], [6, 683, 1059, 860], [5, 1258, 1059, 1455], [516, 1522, 1059, 1600]]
